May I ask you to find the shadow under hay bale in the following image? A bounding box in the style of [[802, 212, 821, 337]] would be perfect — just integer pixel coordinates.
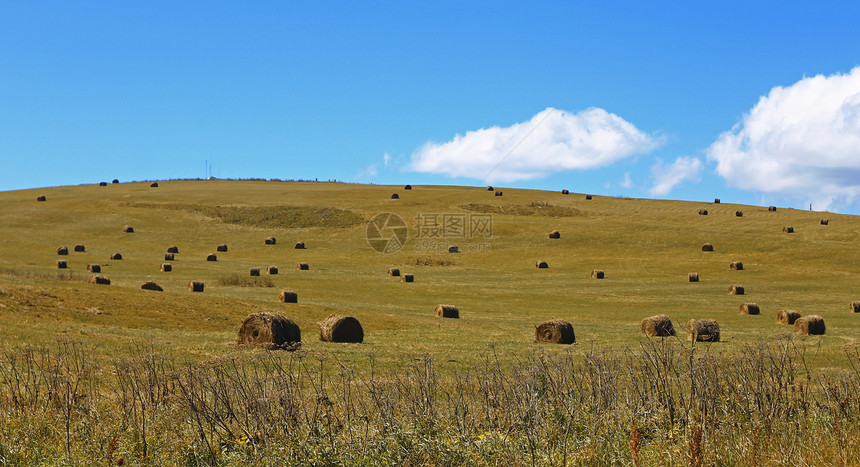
[[250, 268, 260, 276], [698, 209, 708, 215], [160, 263, 172, 272], [777, 309, 800, 325], [401, 273, 414, 282], [714, 198, 720, 203], [388, 267, 400, 277], [795, 315, 825, 335], [89, 275, 110, 285], [591, 270, 604, 279], [850, 301, 860, 313], [688, 272, 699, 282], [141, 281, 163, 292], [783, 226, 794, 233], [37, 195, 47, 201], [495, 191, 503, 196], [188, 281, 204, 292], [87, 264, 101, 273], [730, 261, 744, 270], [150, 182, 158, 188], [206, 254, 217, 262], [279, 290, 298, 303], [319, 315, 364, 343], [686, 319, 720, 342], [739, 303, 760, 315], [549, 230, 560, 239], [167, 246, 179, 253], [57, 246, 69, 255], [404, 184, 412, 190], [821, 219, 829, 225], [267, 266, 279, 275], [295, 242, 305, 249], [238, 313, 301, 350], [702, 243, 714, 252], [585, 194, 592, 200], [123, 225, 134, 233], [768, 206, 777, 212], [728, 285, 744, 295], [536, 261, 549, 269], [265, 237, 276, 245], [111, 253, 122, 260], [99, 182, 107, 187], [297, 262, 309, 270], [535, 320, 575, 344], [56, 260, 67, 269], [164, 253, 175, 261], [216, 244, 228, 252], [391, 193, 399, 199], [74, 244, 85, 252], [434, 304, 459, 319], [736, 211, 743, 217], [448, 245, 459, 253], [562, 189, 569, 194], [641, 315, 676, 337]]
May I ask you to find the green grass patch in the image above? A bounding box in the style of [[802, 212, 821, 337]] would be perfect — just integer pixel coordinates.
[[461, 201, 583, 217]]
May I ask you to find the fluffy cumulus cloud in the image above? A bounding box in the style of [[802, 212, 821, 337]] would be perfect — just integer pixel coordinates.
[[407, 107, 661, 183], [649, 157, 703, 196], [707, 67, 860, 210]]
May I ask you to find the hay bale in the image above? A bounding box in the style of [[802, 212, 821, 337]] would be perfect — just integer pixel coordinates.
[[401, 273, 414, 282], [701, 243, 714, 252], [56, 260, 67, 269], [736, 211, 743, 217], [110, 252, 122, 260], [850, 301, 860, 313], [404, 184, 412, 190], [167, 246, 179, 253], [591, 270, 604, 279], [688, 272, 699, 282], [783, 226, 794, 233], [237, 313, 301, 350], [448, 245, 459, 253], [99, 182, 107, 186], [265, 237, 276, 245], [295, 242, 305, 249], [641, 315, 676, 337], [714, 198, 720, 203], [37, 195, 47, 201], [150, 182, 158, 188], [112, 179, 119, 184], [87, 264, 101, 273], [730, 261, 744, 270], [206, 254, 217, 262], [267, 266, 279, 275], [434, 304, 459, 319], [686, 319, 720, 342], [698, 209, 708, 215], [278, 290, 298, 303], [74, 244, 85, 252], [57, 246, 69, 255], [123, 225, 134, 233], [388, 267, 400, 277], [391, 193, 400, 199], [795, 315, 825, 335], [216, 244, 228, 252], [164, 253, 175, 261], [535, 320, 575, 344], [728, 285, 745, 295], [89, 275, 111, 285], [768, 206, 777, 212], [562, 189, 569, 194], [297, 262, 309, 270], [549, 230, 560, 239], [585, 194, 593, 200], [160, 263, 172, 272], [487, 186, 494, 191], [319, 315, 364, 343], [250, 267, 260, 276], [188, 281, 204, 292], [821, 219, 829, 225], [739, 303, 760, 315], [536, 261, 549, 269], [495, 191, 503, 196], [141, 281, 163, 292], [777, 309, 801, 324]]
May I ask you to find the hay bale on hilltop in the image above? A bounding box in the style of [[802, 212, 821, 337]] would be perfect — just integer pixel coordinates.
[[562, 189, 569, 195], [404, 184, 412, 190], [714, 198, 720, 204], [278, 290, 298, 303], [74, 245, 85, 252], [216, 244, 228, 252], [99, 182, 107, 187], [728, 285, 745, 295], [487, 186, 494, 191], [164, 253, 175, 261], [319, 315, 364, 343], [401, 273, 414, 282], [783, 226, 794, 233], [188, 281, 204, 292], [297, 262, 309, 270], [123, 225, 134, 233], [536, 261, 549, 269], [167, 246, 179, 253], [56, 260, 67, 269], [57, 246, 69, 255], [448, 245, 459, 253], [739, 303, 760, 315], [549, 230, 560, 239], [821, 219, 829, 225], [150, 182, 158, 188], [686, 319, 720, 342], [641, 315, 676, 337], [688, 272, 699, 282], [37, 195, 47, 202], [160, 263, 172, 272], [702, 243, 714, 252], [736, 211, 743, 217], [111, 252, 122, 260], [141, 281, 163, 292], [89, 275, 110, 285], [267, 266, 279, 275], [295, 242, 306, 249], [495, 191, 503, 196], [591, 270, 604, 279], [698, 209, 709, 215], [112, 179, 119, 184], [391, 193, 399, 199], [585, 194, 593, 200], [535, 320, 575, 344], [265, 237, 276, 245], [730, 261, 744, 270], [249, 267, 260, 276], [388, 267, 400, 277], [777, 309, 800, 325], [852, 301, 860, 313], [238, 313, 301, 350], [768, 206, 777, 212], [206, 254, 217, 262], [795, 315, 825, 335], [434, 304, 459, 319], [87, 264, 101, 273]]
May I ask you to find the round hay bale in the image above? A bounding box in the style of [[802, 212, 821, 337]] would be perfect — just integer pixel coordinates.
[[37, 195, 47, 201], [297, 262, 309, 270], [167, 246, 179, 253], [585, 194, 593, 200], [238, 313, 301, 350], [776, 309, 800, 325], [641, 315, 676, 337], [591, 270, 604, 279], [487, 186, 494, 191], [206, 254, 217, 262], [267, 266, 279, 275], [728, 285, 744, 295], [549, 230, 560, 239], [265, 237, 276, 245], [821, 219, 829, 225], [57, 246, 69, 255], [401, 273, 414, 282], [56, 260, 67, 269], [536, 261, 549, 269], [404, 184, 412, 190], [74, 244, 85, 252], [123, 225, 134, 233], [730, 261, 744, 270], [702, 243, 714, 252], [164, 253, 175, 261], [794, 315, 825, 335], [736, 211, 743, 217], [99, 182, 107, 187], [388, 267, 400, 277], [768, 206, 777, 212], [391, 193, 399, 199], [249, 267, 260, 276], [535, 320, 575, 344], [160, 263, 172, 272], [562, 189, 569, 194], [89, 275, 111, 285], [112, 179, 119, 184], [851, 301, 860, 313], [216, 244, 228, 252], [688, 272, 699, 282], [783, 226, 794, 233], [714, 198, 720, 204], [739, 303, 760, 315], [188, 281, 204, 292], [295, 242, 305, 249], [110, 252, 122, 260], [448, 245, 459, 253], [698, 209, 708, 215], [495, 191, 503, 196], [686, 319, 720, 342], [87, 264, 101, 273], [141, 281, 163, 292], [319, 315, 364, 343], [279, 290, 298, 303], [150, 182, 158, 188], [434, 304, 459, 318]]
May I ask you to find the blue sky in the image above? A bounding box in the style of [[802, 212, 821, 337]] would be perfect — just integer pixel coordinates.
[[2, 2, 860, 213]]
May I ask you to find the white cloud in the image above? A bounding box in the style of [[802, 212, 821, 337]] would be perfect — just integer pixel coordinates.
[[407, 107, 661, 183], [707, 66, 860, 210], [383, 152, 391, 168], [649, 156, 703, 196], [620, 172, 633, 189]]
